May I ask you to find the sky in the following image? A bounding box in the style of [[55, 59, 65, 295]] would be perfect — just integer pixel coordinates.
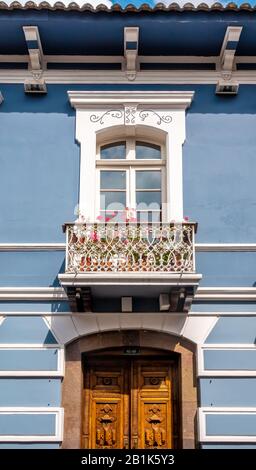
[[2, 0, 251, 6]]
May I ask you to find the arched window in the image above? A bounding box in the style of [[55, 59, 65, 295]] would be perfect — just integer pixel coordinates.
[[96, 138, 166, 223]]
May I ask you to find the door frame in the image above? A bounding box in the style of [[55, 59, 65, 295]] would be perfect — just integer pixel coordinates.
[[61, 330, 198, 449]]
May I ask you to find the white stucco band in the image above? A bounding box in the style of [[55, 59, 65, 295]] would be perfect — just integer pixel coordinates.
[[68, 91, 194, 222]]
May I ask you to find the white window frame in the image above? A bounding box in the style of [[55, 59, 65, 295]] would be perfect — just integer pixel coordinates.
[[96, 138, 166, 221], [68, 91, 194, 222]]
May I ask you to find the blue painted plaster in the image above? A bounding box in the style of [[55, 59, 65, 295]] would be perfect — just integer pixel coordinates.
[[0, 443, 60, 448], [0, 252, 65, 287], [0, 85, 79, 243], [205, 317, 256, 344], [184, 111, 256, 243], [200, 378, 256, 407], [206, 414, 256, 436], [196, 252, 256, 287], [0, 413, 55, 436], [1, 84, 256, 244], [0, 349, 59, 371], [1, 250, 256, 288], [0, 301, 71, 312], [202, 444, 256, 449], [0, 379, 61, 406], [204, 350, 256, 370], [191, 302, 256, 312], [0, 317, 57, 344]]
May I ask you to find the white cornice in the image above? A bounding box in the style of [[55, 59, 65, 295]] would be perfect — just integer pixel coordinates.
[[2, 70, 256, 84], [68, 90, 194, 109], [0, 286, 255, 301]]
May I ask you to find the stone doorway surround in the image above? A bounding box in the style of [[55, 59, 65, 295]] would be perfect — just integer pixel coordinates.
[[61, 330, 197, 449]]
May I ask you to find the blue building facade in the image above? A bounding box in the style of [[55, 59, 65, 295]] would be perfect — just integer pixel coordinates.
[[0, 2, 256, 449]]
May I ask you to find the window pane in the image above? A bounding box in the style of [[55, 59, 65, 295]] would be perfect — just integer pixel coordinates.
[[136, 191, 161, 207], [100, 142, 126, 159], [136, 171, 161, 190], [137, 211, 161, 223], [99, 211, 125, 223], [136, 142, 161, 160], [100, 191, 126, 210], [100, 171, 126, 190]]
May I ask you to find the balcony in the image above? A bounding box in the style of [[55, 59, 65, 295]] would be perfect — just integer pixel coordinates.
[[58, 222, 202, 313]]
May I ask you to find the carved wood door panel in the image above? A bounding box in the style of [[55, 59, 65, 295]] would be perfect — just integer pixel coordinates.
[[82, 357, 173, 449], [132, 361, 173, 449]]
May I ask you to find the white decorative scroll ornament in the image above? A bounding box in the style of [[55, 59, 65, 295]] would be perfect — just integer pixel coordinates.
[[139, 110, 172, 126], [90, 109, 123, 125]]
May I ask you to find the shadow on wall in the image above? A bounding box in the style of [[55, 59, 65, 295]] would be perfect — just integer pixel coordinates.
[[1, 84, 256, 114], [0, 316, 58, 344], [51, 258, 65, 288]]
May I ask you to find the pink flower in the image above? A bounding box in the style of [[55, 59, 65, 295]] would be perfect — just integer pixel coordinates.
[[96, 211, 118, 222], [90, 231, 99, 241]]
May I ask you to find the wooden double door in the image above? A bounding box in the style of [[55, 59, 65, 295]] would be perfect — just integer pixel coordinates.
[[82, 355, 178, 449]]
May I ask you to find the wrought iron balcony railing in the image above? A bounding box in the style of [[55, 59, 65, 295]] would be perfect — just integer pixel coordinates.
[[63, 222, 197, 274]]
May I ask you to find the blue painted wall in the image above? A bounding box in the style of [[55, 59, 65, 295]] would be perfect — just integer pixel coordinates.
[[191, 302, 256, 312], [200, 378, 256, 407], [0, 85, 79, 243], [204, 350, 256, 370], [206, 414, 256, 436], [0, 349, 59, 371], [1, 84, 256, 244], [0, 443, 60, 449], [205, 317, 256, 344], [196, 252, 256, 287], [201, 444, 256, 449], [0, 251, 65, 287], [0, 301, 71, 312], [0, 317, 57, 344], [1, 250, 256, 287], [0, 413, 56, 436], [0, 379, 61, 406]]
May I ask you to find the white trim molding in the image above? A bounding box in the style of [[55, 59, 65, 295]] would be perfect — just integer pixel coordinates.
[[196, 287, 256, 301], [3, 69, 256, 85], [0, 287, 66, 301], [198, 344, 256, 377], [68, 90, 194, 222], [0, 243, 65, 252], [199, 407, 256, 443], [0, 407, 63, 442], [0, 345, 65, 377], [0, 286, 256, 301], [1, 242, 256, 252], [196, 243, 256, 252]]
